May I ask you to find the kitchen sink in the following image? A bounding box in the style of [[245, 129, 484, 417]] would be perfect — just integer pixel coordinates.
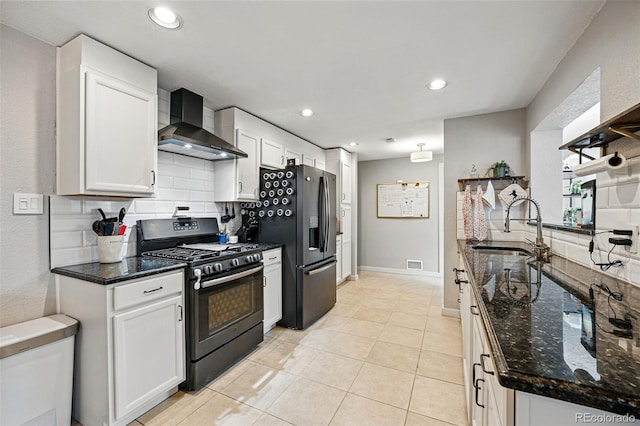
[[471, 245, 532, 257]]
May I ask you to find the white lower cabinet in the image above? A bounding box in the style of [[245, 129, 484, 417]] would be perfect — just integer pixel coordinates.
[[113, 294, 184, 419], [57, 270, 185, 426], [341, 238, 351, 282], [458, 254, 634, 426], [262, 248, 282, 333], [336, 235, 342, 284], [458, 257, 513, 426]]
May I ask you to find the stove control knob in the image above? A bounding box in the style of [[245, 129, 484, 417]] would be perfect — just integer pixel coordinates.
[[213, 263, 223, 272], [254, 252, 262, 261], [231, 258, 240, 267], [204, 265, 213, 275], [246, 255, 254, 262]]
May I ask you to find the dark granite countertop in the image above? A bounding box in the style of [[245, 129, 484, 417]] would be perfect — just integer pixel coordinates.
[[52, 257, 187, 285], [51, 243, 284, 285], [458, 239, 640, 416]]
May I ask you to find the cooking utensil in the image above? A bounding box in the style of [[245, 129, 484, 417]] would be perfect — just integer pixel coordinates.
[[97, 208, 107, 220], [92, 220, 104, 236], [118, 225, 127, 235], [221, 202, 231, 223], [118, 207, 126, 222], [230, 204, 236, 219], [104, 222, 115, 236]]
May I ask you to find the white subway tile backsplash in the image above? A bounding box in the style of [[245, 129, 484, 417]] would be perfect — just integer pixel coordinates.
[[173, 154, 205, 170], [205, 203, 219, 213], [51, 247, 95, 268], [190, 168, 214, 181], [190, 190, 214, 202], [174, 177, 206, 191], [51, 216, 95, 232], [49, 196, 82, 214], [157, 175, 173, 189], [156, 188, 191, 201], [158, 151, 175, 165], [596, 188, 609, 208], [134, 200, 177, 214], [50, 231, 83, 249], [609, 181, 640, 208], [159, 163, 191, 179]]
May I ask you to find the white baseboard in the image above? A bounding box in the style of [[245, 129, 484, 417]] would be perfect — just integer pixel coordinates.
[[348, 274, 359, 281], [441, 307, 461, 318], [359, 266, 443, 279]]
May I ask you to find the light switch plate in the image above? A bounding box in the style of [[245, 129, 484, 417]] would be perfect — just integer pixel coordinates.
[[13, 193, 44, 215]]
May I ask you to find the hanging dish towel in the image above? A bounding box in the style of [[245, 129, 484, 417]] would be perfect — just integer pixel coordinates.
[[463, 185, 474, 240], [482, 181, 496, 210], [498, 183, 528, 207], [474, 185, 488, 241]]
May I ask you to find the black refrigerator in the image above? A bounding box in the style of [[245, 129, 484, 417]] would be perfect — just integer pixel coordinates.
[[257, 164, 337, 329]]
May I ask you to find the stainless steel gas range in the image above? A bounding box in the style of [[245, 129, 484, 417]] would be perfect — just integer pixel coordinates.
[[136, 218, 264, 390]]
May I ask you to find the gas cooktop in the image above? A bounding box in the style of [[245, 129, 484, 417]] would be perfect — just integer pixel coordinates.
[[142, 243, 260, 262]]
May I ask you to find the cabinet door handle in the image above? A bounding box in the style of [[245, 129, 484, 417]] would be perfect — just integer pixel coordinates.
[[480, 354, 495, 375], [342, 210, 345, 217], [472, 362, 482, 385], [178, 305, 183, 322], [474, 379, 485, 408], [281, 155, 284, 165], [239, 182, 243, 194], [263, 276, 267, 287], [143, 286, 163, 294], [151, 170, 156, 186], [342, 193, 346, 200], [470, 305, 479, 316]]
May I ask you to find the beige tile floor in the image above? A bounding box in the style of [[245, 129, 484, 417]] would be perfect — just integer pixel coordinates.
[[134, 271, 467, 426]]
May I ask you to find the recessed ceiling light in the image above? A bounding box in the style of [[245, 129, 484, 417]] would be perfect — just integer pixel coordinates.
[[427, 79, 447, 90], [348, 142, 359, 146], [300, 108, 314, 117], [148, 7, 182, 29]]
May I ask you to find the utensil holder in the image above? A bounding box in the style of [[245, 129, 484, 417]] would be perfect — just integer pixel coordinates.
[[97, 235, 124, 263]]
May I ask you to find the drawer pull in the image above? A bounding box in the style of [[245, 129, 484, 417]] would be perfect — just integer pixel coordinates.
[[474, 379, 485, 408], [178, 305, 183, 322], [143, 286, 163, 295], [470, 305, 479, 316], [268, 256, 278, 260], [480, 354, 495, 375]]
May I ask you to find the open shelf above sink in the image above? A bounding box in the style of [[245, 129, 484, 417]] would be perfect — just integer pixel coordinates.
[[559, 101, 640, 152]]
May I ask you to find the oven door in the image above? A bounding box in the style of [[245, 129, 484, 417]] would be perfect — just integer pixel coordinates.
[[190, 264, 264, 361]]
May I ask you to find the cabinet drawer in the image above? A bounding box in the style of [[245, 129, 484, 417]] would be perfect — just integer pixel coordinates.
[[262, 249, 282, 267], [113, 271, 184, 311]]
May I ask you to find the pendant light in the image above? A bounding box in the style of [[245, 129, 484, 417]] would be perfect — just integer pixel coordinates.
[[410, 143, 433, 162]]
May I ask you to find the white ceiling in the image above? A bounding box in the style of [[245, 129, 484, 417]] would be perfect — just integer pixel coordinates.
[[0, 1, 604, 161]]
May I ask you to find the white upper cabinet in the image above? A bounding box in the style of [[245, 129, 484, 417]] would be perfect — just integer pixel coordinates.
[[57, 34, 158, 197], [341, 161, 352, 204], [285, 147, 302, 165], [236, 130, 260, 199], [261, 138, 285, 169]]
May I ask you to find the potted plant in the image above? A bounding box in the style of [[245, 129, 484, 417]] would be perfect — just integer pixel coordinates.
[[493, 160, 511, 177]]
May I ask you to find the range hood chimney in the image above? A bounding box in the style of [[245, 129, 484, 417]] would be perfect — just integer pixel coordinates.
[[158, 88, 247, 161]]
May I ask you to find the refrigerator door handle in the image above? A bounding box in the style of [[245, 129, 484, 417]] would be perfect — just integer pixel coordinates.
[[319, 176, 326, 252], [306, 260, 337, 276], [324, 176, 330, 252]]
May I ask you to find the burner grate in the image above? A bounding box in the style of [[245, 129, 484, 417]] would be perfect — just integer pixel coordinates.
[[143, 247, 221, 261]]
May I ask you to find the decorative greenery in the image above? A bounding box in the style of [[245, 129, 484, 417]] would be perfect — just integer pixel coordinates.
[[492, 160, 511, 177]]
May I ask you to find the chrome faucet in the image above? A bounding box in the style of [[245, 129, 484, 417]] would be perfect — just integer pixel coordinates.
[[504, 197, 551, 262]]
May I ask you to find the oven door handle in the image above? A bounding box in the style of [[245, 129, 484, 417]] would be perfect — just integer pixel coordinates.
[[200, 265, 264, 289]]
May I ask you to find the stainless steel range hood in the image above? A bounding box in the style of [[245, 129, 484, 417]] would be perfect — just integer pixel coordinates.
[[158, 88, 247, 161]]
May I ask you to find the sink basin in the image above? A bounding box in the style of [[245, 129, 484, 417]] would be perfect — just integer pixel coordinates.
[[471, 245, 531, 257]]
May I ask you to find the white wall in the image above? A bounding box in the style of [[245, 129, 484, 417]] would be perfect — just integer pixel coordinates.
[[0, 26, 57, 327], [443, 109, 527, 312], [358, 156, 442, 276], [525, 0, 640, 288]]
